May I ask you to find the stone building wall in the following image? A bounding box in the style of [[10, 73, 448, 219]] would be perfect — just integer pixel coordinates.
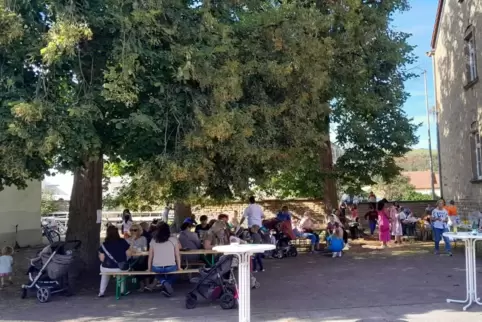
[[433, 0, 482, 219]]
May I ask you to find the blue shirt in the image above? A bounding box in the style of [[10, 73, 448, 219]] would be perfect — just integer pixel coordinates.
[[328, 236, 344, 252], [276, 212, 291, 222]]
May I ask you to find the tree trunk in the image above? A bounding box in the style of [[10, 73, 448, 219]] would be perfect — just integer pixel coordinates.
[[172, 202, 192, 233], [66, 157, 103, 273], [320, 136, 338, 214]]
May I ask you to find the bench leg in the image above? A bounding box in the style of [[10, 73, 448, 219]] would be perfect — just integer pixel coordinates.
[[115, 276, 121, 300]]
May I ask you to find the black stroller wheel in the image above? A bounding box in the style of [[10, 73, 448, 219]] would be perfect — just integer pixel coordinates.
[[220, 293, 236, 310], [37, 288, 51, 303], [20, 288, 27, 299], [289, 248, 298, 257], [185, 293, 197, 309], [273, 249, 283, 259]]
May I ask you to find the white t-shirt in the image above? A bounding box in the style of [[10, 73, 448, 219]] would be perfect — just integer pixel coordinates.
[[123, 220, 133, 233], [0, 255, 13, 274], [243, 204, 264, 227], [432, 208, 449, 229], [150, 237, 178, 267]]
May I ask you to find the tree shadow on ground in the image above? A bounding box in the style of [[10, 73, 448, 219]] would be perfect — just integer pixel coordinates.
[[2, 239, 481, 321]]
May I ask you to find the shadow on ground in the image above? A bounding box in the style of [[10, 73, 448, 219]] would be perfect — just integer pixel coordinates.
[[1, 241, 482, 321]]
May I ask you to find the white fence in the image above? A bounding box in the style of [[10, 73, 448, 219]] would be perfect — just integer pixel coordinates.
[[41, 211, 174, 231]]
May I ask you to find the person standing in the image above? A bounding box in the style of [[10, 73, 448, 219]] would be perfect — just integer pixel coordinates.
[[377, 200, 390, 249], [445, 200, 459, 232], [432, 200, 452, 256], [240, 196, 264, 228], [121, 209, 133, 239], [364, 205, 378, 235]]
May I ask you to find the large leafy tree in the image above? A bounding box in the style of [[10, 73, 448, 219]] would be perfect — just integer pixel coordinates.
[[1, 0, 417, 269], [255, 0, 418, 201]]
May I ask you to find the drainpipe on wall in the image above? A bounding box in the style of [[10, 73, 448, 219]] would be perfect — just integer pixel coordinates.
[[427, 49, 443, 199]]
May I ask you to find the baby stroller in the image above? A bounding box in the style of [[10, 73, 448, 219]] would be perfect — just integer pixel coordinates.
[[185, 255, 238, 310], [262, 218, 298, 259], [21, 240, 81, 303], [272, 230, 298, 259]]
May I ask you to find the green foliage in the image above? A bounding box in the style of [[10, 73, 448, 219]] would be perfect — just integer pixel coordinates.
[[1, 0, 417, 208], [41, 188, 59, 215], [396, 149, 439, 172], [373, 175, 434, 201], [403, 190, 435, 201]]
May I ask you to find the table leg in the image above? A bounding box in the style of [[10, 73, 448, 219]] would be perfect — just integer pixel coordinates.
[[447, 239, 482, 310], [472, 239, 482, 306], [236, 252, 251, 322]]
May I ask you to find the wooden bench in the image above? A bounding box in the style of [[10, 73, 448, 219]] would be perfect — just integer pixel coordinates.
[[100, 269, 199, 299], [292, 238, 312, 252]]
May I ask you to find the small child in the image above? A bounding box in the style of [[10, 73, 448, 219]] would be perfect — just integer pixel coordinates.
[[327, 223, 345, 258], [351, 205, 358, 220], [250, 225, 264, 272], [0, 246, 14, 289]]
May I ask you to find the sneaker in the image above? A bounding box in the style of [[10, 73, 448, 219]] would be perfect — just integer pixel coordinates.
[[332, 252, 337, 258], [447, 252, 453, 257], [261, 269, 265, 272], [161, 281, 173, 297], [98, 293, 104, 298], [338, 252, 342, 258]]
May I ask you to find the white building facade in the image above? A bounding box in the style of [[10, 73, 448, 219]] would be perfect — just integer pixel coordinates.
[[0, 182, 41, 247]]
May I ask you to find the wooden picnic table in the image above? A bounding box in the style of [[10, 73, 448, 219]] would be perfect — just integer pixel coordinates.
[[132, 249, 221, 266]]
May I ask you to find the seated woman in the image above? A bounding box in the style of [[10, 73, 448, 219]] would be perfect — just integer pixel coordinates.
[[147, 222, 182, 297], [179, 220, 202, 263], [203, 220, 229, 250], [127, 224, 149, 290], [98, 226, 133, 297], [128, 224, 148, 251], [326, 222, 345, 258]]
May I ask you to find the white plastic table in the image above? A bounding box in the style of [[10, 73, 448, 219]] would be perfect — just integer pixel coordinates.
[[443, 232, 482, 310], [213, 244, 275, 322]]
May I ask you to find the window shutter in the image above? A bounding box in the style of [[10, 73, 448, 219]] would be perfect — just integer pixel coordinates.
[[471, 134, 477, 179]]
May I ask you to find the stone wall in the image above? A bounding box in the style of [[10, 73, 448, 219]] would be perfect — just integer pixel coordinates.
[[193, 199, 435, 226], [193, 199, 328, 223]]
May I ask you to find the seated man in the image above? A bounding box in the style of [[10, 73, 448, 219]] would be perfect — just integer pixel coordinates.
[[276, 206, 292, 222], [296, 212, 320, 252], [203, 220, 229, 250]]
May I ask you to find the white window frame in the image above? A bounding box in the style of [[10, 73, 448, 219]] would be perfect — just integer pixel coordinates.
[[465, 29, 478, 85], [476, 132, 482, 179]]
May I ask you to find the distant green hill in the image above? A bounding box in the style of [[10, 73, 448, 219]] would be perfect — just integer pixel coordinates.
[[396, 149, 439, 172]]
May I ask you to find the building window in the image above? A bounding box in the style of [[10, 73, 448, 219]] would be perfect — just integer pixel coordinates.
[[464, 26, 478, 88], [471, 122, 482, 180], [476, 133, 482, 179]]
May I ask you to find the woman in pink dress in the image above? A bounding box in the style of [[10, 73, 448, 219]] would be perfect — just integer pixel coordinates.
[[377, 200, 391, 248]]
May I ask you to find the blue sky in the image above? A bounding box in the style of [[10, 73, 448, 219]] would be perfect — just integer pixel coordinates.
[[392, 0, 439, 149]]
